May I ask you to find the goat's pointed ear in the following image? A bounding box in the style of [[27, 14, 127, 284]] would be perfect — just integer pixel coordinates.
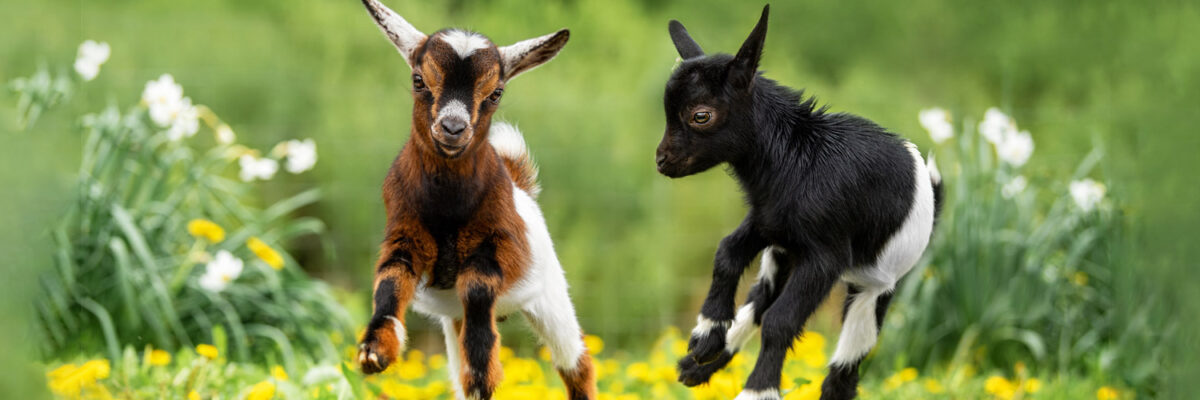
[[668, 20, 705, 60], [729, 5, 770, 90], [498, 29, 570, 82], [361, 0, 427, 68]]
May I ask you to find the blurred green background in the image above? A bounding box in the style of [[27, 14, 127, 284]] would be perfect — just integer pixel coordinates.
[[3, 0, 1198, 398]]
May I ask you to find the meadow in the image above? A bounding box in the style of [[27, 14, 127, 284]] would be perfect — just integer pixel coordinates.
[[3, 0, 1198, 398]]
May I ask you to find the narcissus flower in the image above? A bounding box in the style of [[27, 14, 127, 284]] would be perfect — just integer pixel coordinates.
[[73, 40, 110, 81], [283, 139, 318, 174], [1070, 179, 1106, 212], [239, 154, 279, 182], [198, 250, 243, 292], [247, 237, 285, 270], [918, 107, 954, 144]]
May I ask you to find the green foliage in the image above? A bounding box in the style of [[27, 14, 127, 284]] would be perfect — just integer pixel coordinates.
[[874, 110, 1166, 394], [15, 58, 353, 366]]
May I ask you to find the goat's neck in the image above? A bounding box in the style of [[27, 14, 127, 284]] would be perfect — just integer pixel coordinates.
[[729, 84, 813, 199]]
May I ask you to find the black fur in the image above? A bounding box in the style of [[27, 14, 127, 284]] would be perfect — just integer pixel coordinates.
[[660, 5, 941, 399], [462, 282, 498, 398]]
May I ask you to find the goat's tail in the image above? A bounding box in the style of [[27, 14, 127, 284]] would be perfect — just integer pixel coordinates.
[[489, 122, 541, 198], [927, 152, 944, 226]]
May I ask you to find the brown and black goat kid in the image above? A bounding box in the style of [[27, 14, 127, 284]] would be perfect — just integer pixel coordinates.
[[355, 1, 595, 399], [657, 6, 943, 400]]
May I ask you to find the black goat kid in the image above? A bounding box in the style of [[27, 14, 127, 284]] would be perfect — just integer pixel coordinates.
[[656, 6, 943, 400]]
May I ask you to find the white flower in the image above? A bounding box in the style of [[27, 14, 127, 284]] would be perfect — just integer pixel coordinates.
[[215, 125, 236, 145], [164, 97, 200, 141], [1069, 179, 1106, 212], [283, 139, 318, 174], [198, 250, 244, 292], [978, 107, 1016, 145], [239, 155, 279, 182], [1001, 175, 1027, 199], [142, 74, 185, 127], [73, 40, 110, 81], [996, 129, 1034, 167], [918, 107, 954, 144]]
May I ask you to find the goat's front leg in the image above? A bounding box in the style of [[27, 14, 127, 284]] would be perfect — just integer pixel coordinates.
[[358, 242, 419, 374], [685, 218, 767, 366], [456, 254, 505, 399], [679, 246, 792, 386]]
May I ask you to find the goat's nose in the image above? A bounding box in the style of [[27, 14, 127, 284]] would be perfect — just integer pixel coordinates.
[[440, 119, 467, 137], [656, 152, 668, 166]]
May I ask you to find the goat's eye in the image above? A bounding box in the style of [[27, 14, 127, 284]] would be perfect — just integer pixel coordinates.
[[488, 88, 504, 103], [413, 75, 426, 91], [692, 111, 712, 125]]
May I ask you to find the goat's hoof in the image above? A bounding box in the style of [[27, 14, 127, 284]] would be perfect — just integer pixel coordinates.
[[677, 350, 733, 387], [357, 338, 396, 374], [686, 333, 727, 365]]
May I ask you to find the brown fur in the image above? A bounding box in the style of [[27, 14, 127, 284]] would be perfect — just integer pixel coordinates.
[[558, 349, 598, 400]]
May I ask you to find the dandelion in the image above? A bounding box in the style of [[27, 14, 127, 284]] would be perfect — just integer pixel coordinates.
[[272, 365, 289, 381], [195, 344, 219, 359], [198, 250, 243, 292], [996, 129, 1034, 167], [46, 359, 111, 398], [1025, 378, 1043, 393], [247, 237, 285, 270], [985, 375, 1017, 399], [147, 349, 171, 366], [1070, 179, 1106, 212], [978, 107, 1015, 145], [919, 107, 954, 144], [584, 334, 605, 355], [246, 380, 276, 400], [187, 219, 225, 242], [73, 40, 110, 81], [239, 155, 279, 182], [923, 378, 945, 394], [188, 391, 201, 400], [1001, 175, 1027, 199], [1096, 386, 1120, 400], [1072, 271, 1090, 286], [282, 139, 318, 174]]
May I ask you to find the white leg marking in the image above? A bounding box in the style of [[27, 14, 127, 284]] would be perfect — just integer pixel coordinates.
[[512, 185, 587, 371], [725, 303, 758, 353], [385, 316, 407, 350], [440, 30, 491, 59], [830, 289, 882, 367], [691, 316, 731, 339], [733, 388, 782, 400], [757, 246, 781, 290], [441, 317, 467, 400]]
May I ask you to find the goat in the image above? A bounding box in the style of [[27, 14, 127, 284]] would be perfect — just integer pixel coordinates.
[[354, 1, 595, 399], [656, 5, 943, 400]]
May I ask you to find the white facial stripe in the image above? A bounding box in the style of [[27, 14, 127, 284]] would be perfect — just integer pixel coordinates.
[[441, 30, 491, 59], [436, 99, 470, 126]]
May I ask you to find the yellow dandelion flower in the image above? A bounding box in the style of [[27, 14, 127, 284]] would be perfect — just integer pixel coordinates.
[[985, 375, 1016, 399], [246, 380, 276, 400], [195, 344, 218, 359], [670, 339, 688, 357], [538, 346, 553, 362], [187, 219, 226, 242], [429, 354, 447, 370], [397, 359, 428, 380], [247, 237, 285, 270], [188, 390, 201, 400], [1025, 378, 1043, 393], [626, 362, 652, 382], [923, 378, 945, 394], [499, 346, 515, 362], [271, 365, 288, 381], [899, 367, 918, 382], [1096, 386, 1119, 400], [148, 349, 171, 366], [783, 381, 821, 400], [584, 334, 605, 355], [1072, 271, 1090, 286]]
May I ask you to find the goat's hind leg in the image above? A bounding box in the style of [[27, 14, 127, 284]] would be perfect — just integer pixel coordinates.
[[678, 246, 792, 386], [522, 279, 596, 400], [819, 285, 894, 400]]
